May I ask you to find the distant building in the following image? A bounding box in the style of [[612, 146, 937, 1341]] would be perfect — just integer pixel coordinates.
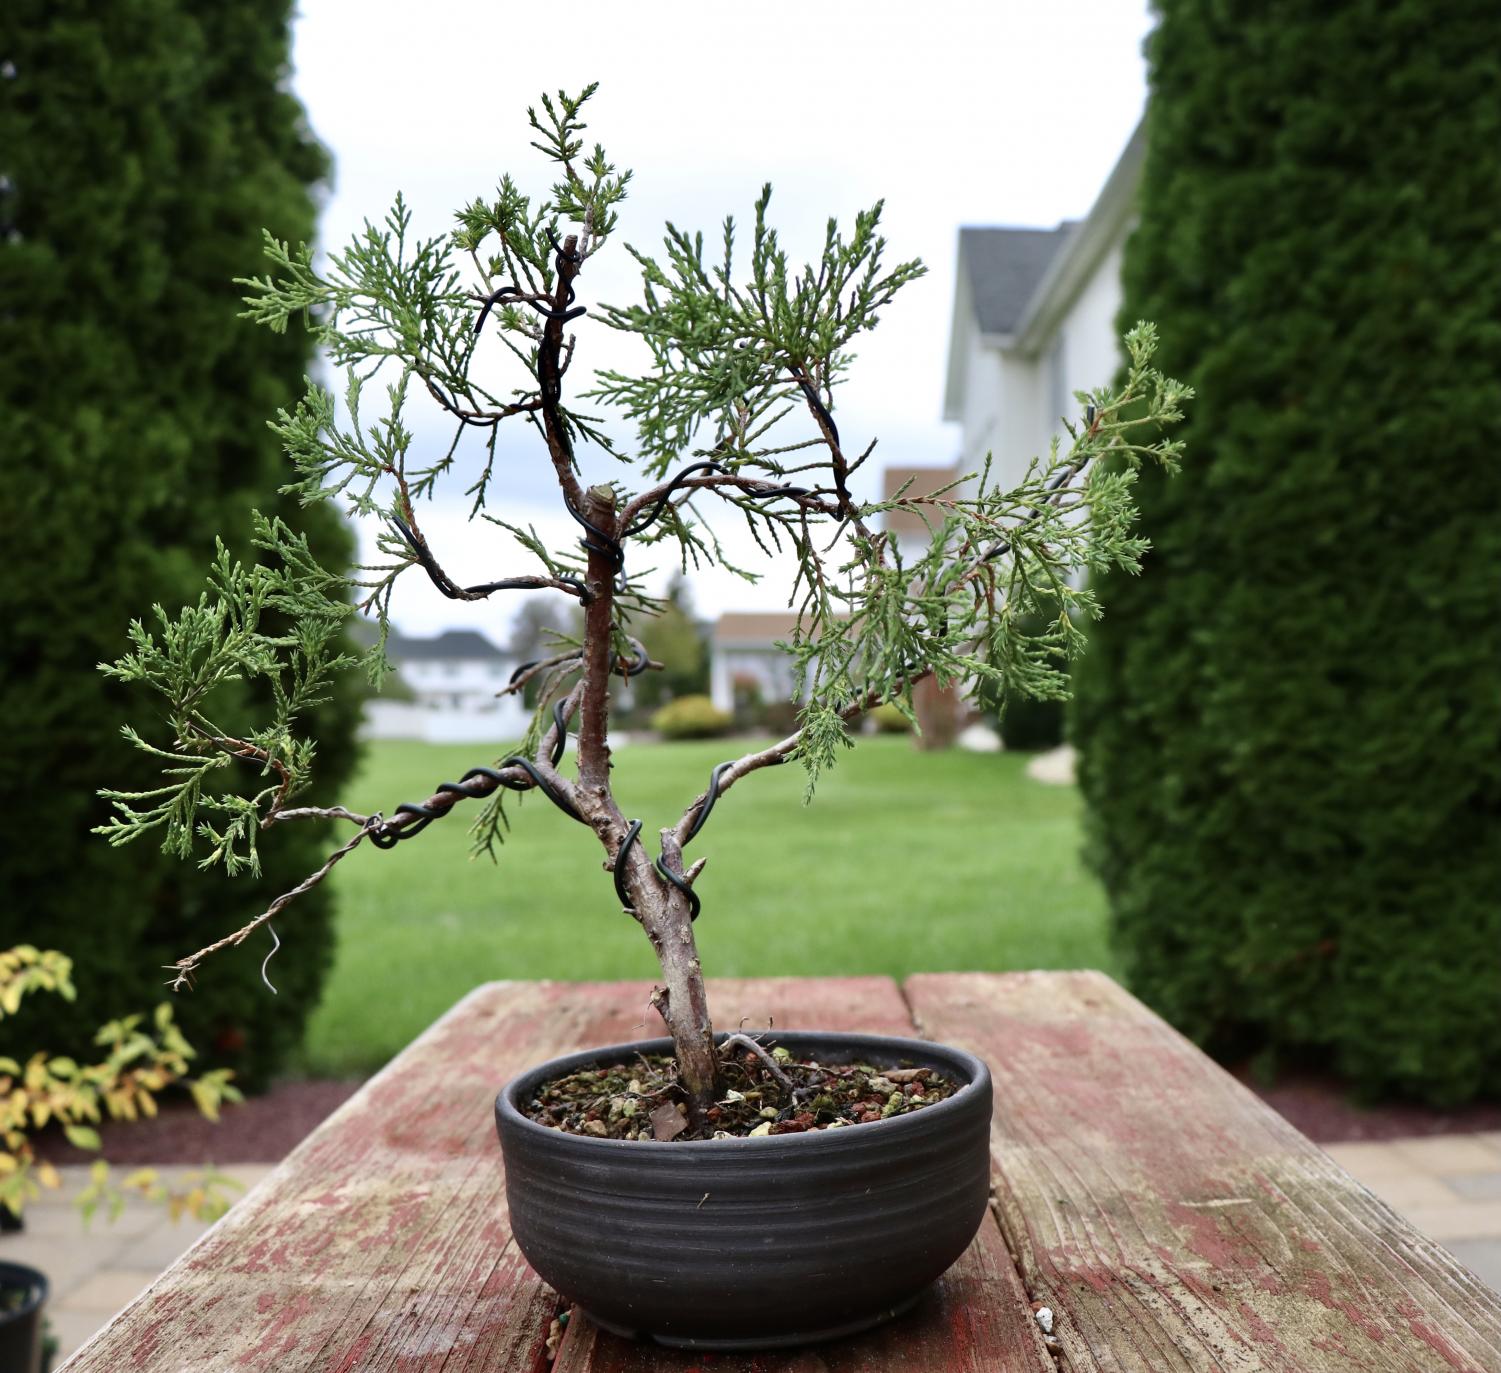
[[706, 472, 965, 733], [880, 464, 966, 747], [363, 628, 531, 744], [708, 611, 805, 716], [943, 123, 1144, 482], [882, 464, 961, 560]]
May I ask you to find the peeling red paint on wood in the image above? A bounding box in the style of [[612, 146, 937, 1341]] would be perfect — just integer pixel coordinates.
[[906, 971, 1501, 1372], [66, 972, 1499, 1372]]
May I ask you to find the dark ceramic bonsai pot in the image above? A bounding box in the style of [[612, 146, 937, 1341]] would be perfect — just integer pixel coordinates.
[[0, 1261, 48, 1373], [494, 1031, 992, 1350]]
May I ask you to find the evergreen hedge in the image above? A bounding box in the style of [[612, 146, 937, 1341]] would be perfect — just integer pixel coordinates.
[[0, 1, 359, 1087], [1073, 0, 1501, 1104]]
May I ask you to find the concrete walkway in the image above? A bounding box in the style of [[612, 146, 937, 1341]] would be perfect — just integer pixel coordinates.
[[7, 1141, 1501, 1364], [1325, 1133, 1501, 1292], [0, 1165, 274, 1363]]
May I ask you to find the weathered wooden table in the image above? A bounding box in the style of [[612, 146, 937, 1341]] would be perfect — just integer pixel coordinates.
[[65, 973, 1501, 1371]]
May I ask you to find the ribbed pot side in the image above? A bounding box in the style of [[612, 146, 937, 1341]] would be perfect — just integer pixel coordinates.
[[495, 1031, 993, 1350]]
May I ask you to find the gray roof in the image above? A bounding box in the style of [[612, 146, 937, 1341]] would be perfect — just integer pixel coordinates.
[[960, 224, 1077, 336], [386, 629, 507, 662]]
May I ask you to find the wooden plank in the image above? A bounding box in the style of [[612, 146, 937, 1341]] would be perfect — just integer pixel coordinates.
[[62, 977, 914, 1372], [907, 970, 1501, 1372]]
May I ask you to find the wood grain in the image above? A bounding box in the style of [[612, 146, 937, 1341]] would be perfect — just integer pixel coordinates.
[[61, 977, 919, 1372], [907, 971, 1501, 1372]]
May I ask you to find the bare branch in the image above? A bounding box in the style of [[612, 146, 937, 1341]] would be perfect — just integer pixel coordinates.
[[720, 1032, 798, 1098], [390, 512, 589, 604], [620, 470, 841, 531], [167, 821, 375, 991], [269, 805, 372, 826], [369, 684, 585, 845], [669, 679, 927, 846]]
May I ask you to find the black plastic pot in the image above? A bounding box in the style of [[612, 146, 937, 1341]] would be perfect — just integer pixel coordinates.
[[494, 1031, 992, 1350], [0, 1261, 47, 1373]]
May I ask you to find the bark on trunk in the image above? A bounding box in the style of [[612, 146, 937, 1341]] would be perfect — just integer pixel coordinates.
[[571, 485, 719, 1117]]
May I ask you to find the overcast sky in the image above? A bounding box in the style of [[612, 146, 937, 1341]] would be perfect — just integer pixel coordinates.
[[289, 0, 1153, 642]]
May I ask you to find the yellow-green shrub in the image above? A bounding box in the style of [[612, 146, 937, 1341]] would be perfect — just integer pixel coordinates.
[[0, 946, 241, 1222], [869, 703, 912, 734], [652, 695, 732, 740]]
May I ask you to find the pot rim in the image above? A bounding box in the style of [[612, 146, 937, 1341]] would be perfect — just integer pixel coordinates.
[[496, 1029, 990, 1154], [0, 1259, 48, 1325]]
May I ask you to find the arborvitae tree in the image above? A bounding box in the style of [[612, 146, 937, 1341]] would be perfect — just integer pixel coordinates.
[[1073, 0, 1501, 1104], [0, 1, 359, 1086]]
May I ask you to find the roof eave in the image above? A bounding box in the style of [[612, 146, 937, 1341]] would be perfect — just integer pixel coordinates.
[[1011, 120, 1146, 357]]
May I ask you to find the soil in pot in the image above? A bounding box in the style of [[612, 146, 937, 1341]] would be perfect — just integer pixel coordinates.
[[0, 1262, 48, 1373], [523, 1041, 960, 1141]]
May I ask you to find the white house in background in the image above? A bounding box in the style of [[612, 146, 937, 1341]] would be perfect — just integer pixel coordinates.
[[943, 123, 1145, 480], [706, 474, 958, 719], [708, 611, 804, 715], [363, 628, 531, 744]]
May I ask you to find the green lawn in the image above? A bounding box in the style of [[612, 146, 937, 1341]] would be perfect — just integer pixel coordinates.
[[298, 736, 1110, 1075]]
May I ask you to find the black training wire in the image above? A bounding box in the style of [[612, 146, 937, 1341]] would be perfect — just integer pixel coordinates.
[[653, 855, 701, 922], [368, 701, 581, 848], [613, 819, 642, 914]]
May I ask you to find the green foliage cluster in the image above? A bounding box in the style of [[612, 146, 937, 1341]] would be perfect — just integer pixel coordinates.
[[0, 2, 359, 1086], [977, 612, 1068, 753], [1073, 0, 1501, 1104], [651, 696, 732, 741]]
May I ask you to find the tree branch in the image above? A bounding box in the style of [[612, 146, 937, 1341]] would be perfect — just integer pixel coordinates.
[[669, 678, 926, 846], [536, 233, 589, 513], [166, 821, 375, 991], [366, 684, 584, 845], [620, 470, 841, 531], [417, 370, 544, 430], [391, 512, 589, 604]]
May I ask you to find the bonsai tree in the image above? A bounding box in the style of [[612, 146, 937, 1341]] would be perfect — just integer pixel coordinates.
[[98, 88, 1187, 1120]]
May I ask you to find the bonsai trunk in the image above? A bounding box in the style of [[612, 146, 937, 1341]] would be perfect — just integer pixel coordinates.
[[572, 485, 719, 1118]]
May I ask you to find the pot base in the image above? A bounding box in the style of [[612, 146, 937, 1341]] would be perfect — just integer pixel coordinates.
[[581, 1288, 927, 1351]]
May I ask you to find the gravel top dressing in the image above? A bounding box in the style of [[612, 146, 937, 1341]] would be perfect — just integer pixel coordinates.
[[523, 1042, 960, 1142]]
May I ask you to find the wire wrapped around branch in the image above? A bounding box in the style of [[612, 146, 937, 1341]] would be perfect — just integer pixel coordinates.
[[368, 699, 581, 847]]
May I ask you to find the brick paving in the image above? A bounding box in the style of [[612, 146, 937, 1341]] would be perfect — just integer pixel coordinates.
[[1325, 1132, 1501, 1295], [7, 1140, 1501, 1363]]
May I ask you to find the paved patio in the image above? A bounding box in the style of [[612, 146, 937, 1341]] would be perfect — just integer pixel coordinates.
[[6, 1140, 1501, 1364], [0, 1165, 275, 1364]]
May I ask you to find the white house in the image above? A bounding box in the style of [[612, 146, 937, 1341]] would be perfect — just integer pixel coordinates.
[[708, 611, 804, 716], [706, 474, 956, 721], [363, 628, 532, 744], [943, 123, 1144, 482]]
